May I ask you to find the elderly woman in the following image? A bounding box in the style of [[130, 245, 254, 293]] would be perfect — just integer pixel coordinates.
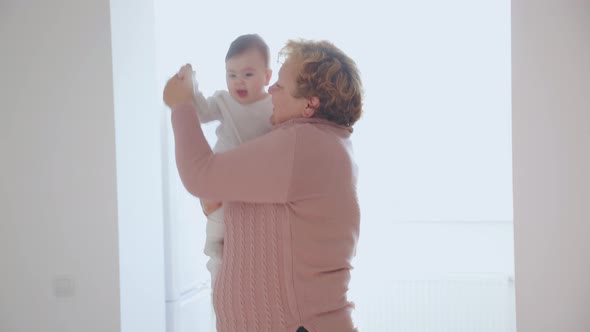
[[164, 39, 363, 332]]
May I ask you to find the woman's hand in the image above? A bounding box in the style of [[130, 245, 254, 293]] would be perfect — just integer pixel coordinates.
[[163, 64, 194, 108]]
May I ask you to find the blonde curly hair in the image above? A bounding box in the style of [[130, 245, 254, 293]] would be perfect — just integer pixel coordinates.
[[279, 40, 364, 127]]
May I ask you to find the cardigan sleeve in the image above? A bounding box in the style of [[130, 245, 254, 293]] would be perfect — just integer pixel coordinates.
[[171, 102, 295, 203]]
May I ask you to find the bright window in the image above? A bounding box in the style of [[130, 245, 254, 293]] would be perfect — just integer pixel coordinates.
[[155, 0, 514, 331]]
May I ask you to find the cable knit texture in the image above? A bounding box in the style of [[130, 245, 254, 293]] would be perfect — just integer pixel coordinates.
[[214, 203, 289, 331], [171, 102, 360, 332]]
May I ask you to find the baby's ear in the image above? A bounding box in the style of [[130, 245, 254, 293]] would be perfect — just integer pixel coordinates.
[[265, 68, 272, 85]]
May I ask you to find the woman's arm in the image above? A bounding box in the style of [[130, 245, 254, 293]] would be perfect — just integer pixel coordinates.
[[171, 102, 295, 203]]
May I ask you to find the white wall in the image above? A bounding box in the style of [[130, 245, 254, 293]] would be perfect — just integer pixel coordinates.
[[0, 1, 165, 332], [512, 1, 590, 332], [0, 1, 120, 331]]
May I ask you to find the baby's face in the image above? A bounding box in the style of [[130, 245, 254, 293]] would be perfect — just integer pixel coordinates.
[[225, 48, 271, 105]]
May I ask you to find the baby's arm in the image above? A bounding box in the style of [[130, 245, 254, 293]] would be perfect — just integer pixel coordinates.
[[192, 71, 222, 123]]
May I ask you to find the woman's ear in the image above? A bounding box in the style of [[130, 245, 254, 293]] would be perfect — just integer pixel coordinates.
[[303, 96, 320, 118]]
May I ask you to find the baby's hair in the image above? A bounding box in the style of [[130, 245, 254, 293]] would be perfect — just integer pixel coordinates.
[[226, 34, 270, 68]]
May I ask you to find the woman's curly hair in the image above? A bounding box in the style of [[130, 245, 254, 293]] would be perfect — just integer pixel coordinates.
[[279, 40, 363, 127]]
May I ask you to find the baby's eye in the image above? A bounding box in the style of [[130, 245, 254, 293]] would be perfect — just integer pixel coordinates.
[[245, 72, 254, 77], [227, 73, 237, 78]]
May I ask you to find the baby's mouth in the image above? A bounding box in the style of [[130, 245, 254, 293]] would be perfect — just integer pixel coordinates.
[[237, 89, 248, 98]]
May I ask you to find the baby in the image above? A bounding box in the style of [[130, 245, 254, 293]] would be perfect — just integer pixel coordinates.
[[191, 34, 274, 288]]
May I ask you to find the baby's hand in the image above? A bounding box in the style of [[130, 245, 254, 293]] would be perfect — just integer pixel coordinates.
[[201, 200, 222, 216], [177, 64, 193, 79]]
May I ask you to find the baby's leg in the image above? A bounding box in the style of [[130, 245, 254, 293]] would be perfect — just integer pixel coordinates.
[[204, 208, 224, 289]]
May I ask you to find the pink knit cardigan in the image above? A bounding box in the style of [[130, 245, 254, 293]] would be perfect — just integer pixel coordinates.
[[172, 102, 360, 332]]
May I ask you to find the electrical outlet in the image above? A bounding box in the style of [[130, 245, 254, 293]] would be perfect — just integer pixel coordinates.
[[53, 276, 75, 298]]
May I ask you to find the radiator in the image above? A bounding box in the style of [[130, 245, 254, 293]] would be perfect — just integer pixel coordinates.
[[351, 276, 516, 332]]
